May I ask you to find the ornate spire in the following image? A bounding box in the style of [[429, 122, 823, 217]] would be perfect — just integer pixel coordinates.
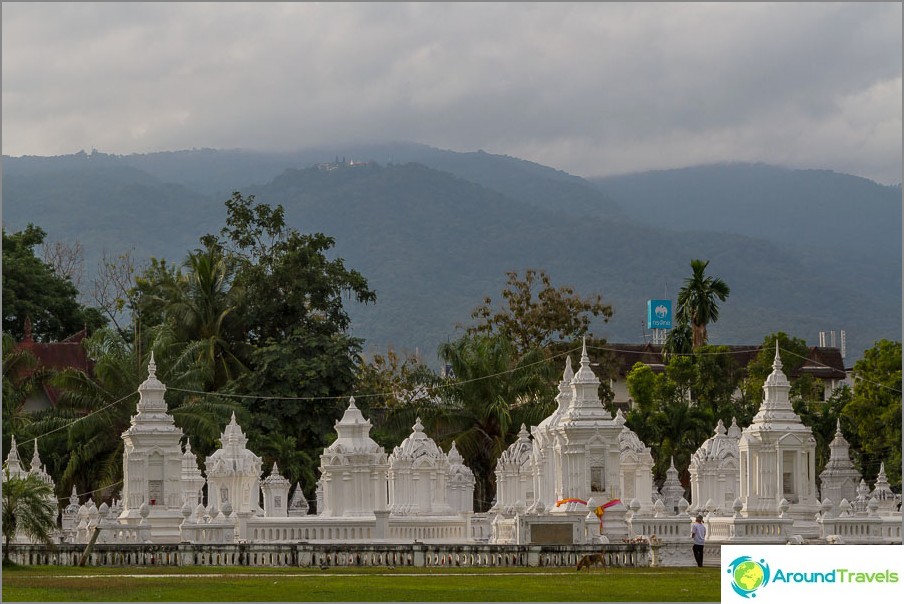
[[30, 440, 43, 472], [751, 342, 801, 427], [148, 351, 158, 378], [4, 435, 22, 476]]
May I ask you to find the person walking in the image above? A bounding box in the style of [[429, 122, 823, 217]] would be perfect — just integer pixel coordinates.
[[691, 514, 706, 567]]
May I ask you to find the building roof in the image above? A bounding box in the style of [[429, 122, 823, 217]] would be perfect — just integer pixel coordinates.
[[15, 319, 93, 406], [606, 342, 845, 380]]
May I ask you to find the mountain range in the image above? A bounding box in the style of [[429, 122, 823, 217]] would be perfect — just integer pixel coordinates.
[[2, 143, 900, 364]]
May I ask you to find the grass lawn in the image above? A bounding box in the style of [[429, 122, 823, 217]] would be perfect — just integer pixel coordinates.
[[1, 565, 720, 602]]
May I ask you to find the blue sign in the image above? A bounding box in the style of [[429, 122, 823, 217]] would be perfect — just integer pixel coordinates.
[[647, 299, 672, 329]]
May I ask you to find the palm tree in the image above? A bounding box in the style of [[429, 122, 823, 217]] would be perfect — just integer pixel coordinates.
[[390, 334, 554, 511], [650, 397, 714, 487], [676, 259, 730, 349], [2, 332, 52, 453], [163, 246, 248, 390], [1, 472, 57, 558]]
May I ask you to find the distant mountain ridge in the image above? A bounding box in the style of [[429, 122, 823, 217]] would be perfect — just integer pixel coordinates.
[[2, 146, 900, 363]]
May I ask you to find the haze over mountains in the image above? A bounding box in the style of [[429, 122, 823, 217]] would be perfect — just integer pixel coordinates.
[[2, 144, 900, 364]]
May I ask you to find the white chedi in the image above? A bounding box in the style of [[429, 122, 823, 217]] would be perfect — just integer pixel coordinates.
[[493, 424, 534, 514], [388, 418, 453, 515], [738, 343, 820, 520], [445, 441, 475, 514], [319, 397, 389, 517], [689, 418, 741, 515], [205, 413, 263, 516]]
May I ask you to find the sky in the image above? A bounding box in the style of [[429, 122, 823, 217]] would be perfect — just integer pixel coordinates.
[[2, 2, 902, 184]]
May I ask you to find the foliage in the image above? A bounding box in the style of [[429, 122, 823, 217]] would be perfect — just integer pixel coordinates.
[[189, 193, 377, 501], [209, 192, 376, 343], [842, 339, 902, 489], [1, 471, 57, 556], [624, 354, 719, 486], [740, 332, 810, 406], [466, 269, 612, 356], [355, 348, 441, 411], [793, 386, 852, 482], [2, 225, 105, 341], [2, 333, 52, 459], [675, 259, 730, 349]]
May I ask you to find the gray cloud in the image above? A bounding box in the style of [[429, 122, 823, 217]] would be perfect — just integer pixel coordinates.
[[2, 2, 900, 183]]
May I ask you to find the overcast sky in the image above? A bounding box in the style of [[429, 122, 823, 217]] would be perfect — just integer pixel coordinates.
[[2, 2, 901, 184]]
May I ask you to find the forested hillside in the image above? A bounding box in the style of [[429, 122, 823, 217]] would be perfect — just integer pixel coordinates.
[[3, 148, 899, 362]]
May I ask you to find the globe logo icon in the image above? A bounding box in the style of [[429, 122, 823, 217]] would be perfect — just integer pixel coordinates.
[[727, 556, 770, 598]]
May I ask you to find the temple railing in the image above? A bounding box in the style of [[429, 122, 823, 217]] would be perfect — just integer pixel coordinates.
[[2, 542, 650, 568]]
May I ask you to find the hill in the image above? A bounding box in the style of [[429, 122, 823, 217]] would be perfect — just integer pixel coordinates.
[[2, 148, 899, 363]]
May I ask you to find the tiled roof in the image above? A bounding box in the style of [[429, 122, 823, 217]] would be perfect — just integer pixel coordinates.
[[16, 325, 93, 406], [605, 343, 844, 379]]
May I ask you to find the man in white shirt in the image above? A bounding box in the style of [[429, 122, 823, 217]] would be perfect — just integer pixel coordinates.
[[691, 514, 706, 567]]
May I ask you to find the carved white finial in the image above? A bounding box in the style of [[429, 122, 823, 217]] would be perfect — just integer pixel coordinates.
[[413, 417, 424, 433], [148, 351, 157, 378], [563, 355, 574, 381], [272, 461, 280, 475], [581, 336, 590, 365], [773, 340, 782, 371], [348, 396, 357, 408]]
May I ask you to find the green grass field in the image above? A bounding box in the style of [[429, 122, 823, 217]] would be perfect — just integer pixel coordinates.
[[1, 565, 720, 602]]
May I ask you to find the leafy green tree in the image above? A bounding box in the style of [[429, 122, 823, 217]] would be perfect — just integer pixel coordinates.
[[842, 339, 902, 489], [1, 472, 57, 558], [795, 386, 852, 482], [2, 225, 105, 341], [195, 192, 376, 496], [675, 259, 730, 349], [740, 332, 810, 406], [692, 345, 746, 422], [466, 269, 612, 356]]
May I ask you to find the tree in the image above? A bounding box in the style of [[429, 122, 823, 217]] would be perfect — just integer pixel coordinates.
[[662, 321, 693, 358], [91, 248, 140, 339], [1, 472, 57, 558], [842, 339, 902, 489], [2, 333, 52, 459], [466, 269, 612, 357], [675, 259, 730, 349], [200, 192, 376, 495], [41, 238, 85, 294], [740, 332, 809, 406], [2, 225, 105, 342], [160, 245, 249, 390]]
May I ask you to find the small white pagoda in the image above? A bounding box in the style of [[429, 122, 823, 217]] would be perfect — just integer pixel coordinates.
[[689, 418, 742, 515], [119, 354, 187, 542], [318, 397, 389, 517], [388, 417, 453, 515], [738, 343, 820, 523]]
